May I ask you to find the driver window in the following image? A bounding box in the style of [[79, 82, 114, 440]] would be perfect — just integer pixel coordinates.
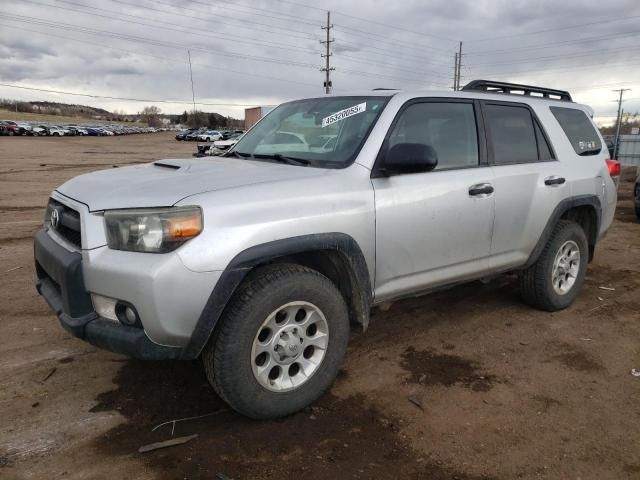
[[387, 102, 479, 170]]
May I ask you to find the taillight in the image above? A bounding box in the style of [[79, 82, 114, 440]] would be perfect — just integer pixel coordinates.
[[606, 159, 620, 177]]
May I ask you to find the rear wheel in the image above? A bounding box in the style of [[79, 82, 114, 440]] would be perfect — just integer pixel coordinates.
[[202, 264, 349, 419], [519, 220, 588, 311]]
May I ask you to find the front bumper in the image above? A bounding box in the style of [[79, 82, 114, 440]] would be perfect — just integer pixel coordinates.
[[34, 229, 182, 360]]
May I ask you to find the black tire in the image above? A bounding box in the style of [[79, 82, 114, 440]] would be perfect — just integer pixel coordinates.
[[519, 220, 588, 311], [8, 130, 14, 136], [202, 263, 349, 419]]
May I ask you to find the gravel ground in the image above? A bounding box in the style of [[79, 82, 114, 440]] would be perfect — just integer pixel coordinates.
[[1, 133, 639, 480]]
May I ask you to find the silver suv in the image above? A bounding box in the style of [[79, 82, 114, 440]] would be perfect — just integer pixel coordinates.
[[34, 80, 619, 419]]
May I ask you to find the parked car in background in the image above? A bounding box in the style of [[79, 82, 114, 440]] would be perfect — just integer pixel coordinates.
[[185, 129, 205, 141], [31, 125, 48, 136], [16, 123, 33, 135], [67, 126, 88, 136], [197, 130, 223, 142], [211, 132, 243, 151], [175, 128, 197, 140], [0, 120, 19, 136], [47, 126, 68, 136]]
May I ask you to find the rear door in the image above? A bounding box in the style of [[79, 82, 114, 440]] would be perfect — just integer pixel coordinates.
[[482, 101, 569, 269], [372, 98, 495, 302]]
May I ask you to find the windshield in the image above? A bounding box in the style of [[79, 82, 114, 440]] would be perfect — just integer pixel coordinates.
[[231, 96, 389, 167]]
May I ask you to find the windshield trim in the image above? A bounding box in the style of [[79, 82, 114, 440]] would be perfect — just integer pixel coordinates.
[[229, 95, 393, 169]]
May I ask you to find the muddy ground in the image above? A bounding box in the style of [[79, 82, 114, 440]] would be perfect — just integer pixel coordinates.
[[0, 133, 639, 480]]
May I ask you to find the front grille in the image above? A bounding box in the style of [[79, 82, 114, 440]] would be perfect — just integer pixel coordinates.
[[46, 198, 82, 249]]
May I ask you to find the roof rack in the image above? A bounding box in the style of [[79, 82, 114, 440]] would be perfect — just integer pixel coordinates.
[[372, 88, 398, 91], [461, 80, 572, 102]]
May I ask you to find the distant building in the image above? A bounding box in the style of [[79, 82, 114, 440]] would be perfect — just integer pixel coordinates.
[[244, 106, 274, 129]]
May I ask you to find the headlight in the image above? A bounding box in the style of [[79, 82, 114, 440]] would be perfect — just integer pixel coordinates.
[[104, 206, 202, 253]]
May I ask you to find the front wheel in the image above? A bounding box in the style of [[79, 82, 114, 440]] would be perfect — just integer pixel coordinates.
[[519, 220, 588, 311], [202, 264, 349, 419]]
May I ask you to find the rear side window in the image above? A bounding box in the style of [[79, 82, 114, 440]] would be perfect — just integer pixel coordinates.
[[550, 106, 602, 156], [484, 104, 538, 165]]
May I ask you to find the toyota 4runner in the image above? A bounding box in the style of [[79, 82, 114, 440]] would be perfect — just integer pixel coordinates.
[[34, 80, 619, 419]]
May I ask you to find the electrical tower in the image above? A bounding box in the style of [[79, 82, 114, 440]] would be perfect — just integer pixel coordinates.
[[320, 11, 335, 94], [452, 42, 463, 91], [612, 88, 631, 159]]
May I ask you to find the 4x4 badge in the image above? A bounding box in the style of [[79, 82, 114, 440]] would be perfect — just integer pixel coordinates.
[[50, 208, 60, 229]]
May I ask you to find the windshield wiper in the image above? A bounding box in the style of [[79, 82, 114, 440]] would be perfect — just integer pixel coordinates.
[[225, 150, 252, 159], [254, 153, 311, 166]]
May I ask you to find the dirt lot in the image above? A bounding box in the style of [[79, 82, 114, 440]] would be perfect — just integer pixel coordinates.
[[1, 133, 639, 480]]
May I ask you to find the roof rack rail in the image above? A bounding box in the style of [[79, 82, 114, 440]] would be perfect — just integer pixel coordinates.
[[372, 87, 398, 91], [461, 80, 572, 102]]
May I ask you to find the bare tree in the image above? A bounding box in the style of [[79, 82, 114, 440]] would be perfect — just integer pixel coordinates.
[[187, 110, 207, 128], [139, 105, 162, 127]]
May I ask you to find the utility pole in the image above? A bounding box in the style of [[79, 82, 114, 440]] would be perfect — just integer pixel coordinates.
[[187, 50, 197, 114], [613, 88, 631, 160], [456, 41, 463, 91], [453, 52, 458, 91], [320, 11, 334, 94]]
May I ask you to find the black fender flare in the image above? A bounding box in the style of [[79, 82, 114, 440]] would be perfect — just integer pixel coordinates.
[[181, 233, 372, 360], [524, 194, 602, 269]]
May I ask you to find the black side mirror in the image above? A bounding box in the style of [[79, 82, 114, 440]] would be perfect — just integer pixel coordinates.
[[380, 143, 438, 176]]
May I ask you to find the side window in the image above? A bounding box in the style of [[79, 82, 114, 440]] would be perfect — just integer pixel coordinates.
[[484, 104, 538, 165], [386, 102, 479, 170], [550, 106, 602, 156], [534, 121, 554, 160]]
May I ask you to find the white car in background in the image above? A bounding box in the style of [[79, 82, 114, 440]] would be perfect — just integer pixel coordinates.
[[198, 130, 223, 142], [210, 133, 244, 153], [48, 126, 68, 136]]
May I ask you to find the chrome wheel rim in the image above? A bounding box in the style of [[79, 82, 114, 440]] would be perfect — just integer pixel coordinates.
[[552, 240, 580, 295], [251, 301, 329, 392]]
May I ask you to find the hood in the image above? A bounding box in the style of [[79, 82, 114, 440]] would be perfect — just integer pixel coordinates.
[[57, 157, 330, 211]]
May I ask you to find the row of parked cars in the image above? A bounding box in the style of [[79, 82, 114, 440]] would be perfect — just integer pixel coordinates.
[[0, 120, 166, 136], [176, 128, 245, 142]]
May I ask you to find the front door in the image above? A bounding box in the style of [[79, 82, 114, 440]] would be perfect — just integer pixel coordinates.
[[372, 99, 495, 302]]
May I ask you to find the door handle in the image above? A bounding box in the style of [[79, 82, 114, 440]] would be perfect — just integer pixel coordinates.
[[544, 176, 566, 186], [468, 183, 494, 196]]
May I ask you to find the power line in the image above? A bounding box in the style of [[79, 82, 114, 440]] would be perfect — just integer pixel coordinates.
[[114, 0, 317, 41], [467, 29, 640, 55], [466, 46, 640, 68], [0, 83, 275, 107], [472, 59, 640, 79], [24, 0, 321, 57], [225, 0, 458, 43], [470, 13, 640, 42], [332, 24, 452, 55], [0, 21, 318, 88], [0, 13, 319, 69]]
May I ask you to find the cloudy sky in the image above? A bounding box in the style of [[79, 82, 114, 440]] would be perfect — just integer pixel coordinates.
[[1, 0, 639, 124]]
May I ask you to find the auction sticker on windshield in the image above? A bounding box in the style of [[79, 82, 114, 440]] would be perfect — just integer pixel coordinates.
[[322, 103, 366, 128]]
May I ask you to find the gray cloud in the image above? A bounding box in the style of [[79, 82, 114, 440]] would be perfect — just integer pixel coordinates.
[[0, 0, 638, 121]]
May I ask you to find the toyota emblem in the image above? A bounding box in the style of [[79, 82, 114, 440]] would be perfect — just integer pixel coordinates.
[[50, 208, 60, 229]]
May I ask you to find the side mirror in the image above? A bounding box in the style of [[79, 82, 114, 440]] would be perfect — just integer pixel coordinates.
[[381, 143, 438, 175]]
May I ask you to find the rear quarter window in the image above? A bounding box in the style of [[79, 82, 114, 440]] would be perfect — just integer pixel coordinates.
[[550, 106, 602, 156]]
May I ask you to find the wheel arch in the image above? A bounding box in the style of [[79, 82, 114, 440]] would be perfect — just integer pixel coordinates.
[[524, 195, 601, 268], [181, 232, 372, 360]]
